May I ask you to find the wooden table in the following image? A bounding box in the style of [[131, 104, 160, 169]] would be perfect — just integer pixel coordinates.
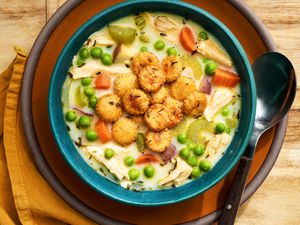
[[0, 0, 299, 224]]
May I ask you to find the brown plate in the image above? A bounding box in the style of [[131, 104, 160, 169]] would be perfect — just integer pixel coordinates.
[[21, 0, 288, 224]]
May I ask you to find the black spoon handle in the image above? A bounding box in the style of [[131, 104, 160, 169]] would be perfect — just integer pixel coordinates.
[[218, 156, 253, 225]]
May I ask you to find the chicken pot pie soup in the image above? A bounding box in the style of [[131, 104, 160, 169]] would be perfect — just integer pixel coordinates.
[[62, 12, 241, 191]]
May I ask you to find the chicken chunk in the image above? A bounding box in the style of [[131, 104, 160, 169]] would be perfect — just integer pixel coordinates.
[[86, 31, 116, 47], [114, 45, 135, 63], [70, 61, 100, 79], [196, 39, 232, 67], [70, 61, 130, 79], [203, 88, 235, 122], [159, 157, 192, 187], [85, 146, 130, 183], [205, 133, 231, 157]]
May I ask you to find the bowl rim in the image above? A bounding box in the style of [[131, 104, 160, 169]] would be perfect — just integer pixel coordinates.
[[48, 0, 256, 206]]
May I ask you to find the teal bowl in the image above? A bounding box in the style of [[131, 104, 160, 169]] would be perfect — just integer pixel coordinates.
[[48, 0, 256, 206]]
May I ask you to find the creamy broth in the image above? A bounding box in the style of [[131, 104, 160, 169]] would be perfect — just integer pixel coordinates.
[[62, 12, 241, 191]]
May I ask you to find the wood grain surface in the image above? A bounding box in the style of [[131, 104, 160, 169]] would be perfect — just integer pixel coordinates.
[[0, 0, 299, 224]]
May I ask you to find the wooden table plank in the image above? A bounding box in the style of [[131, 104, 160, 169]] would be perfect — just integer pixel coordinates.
[[46, 0, 65, 20], [244, 0, 300, 90], [0, 0, 46, 70], [0, 0, 299, 224]]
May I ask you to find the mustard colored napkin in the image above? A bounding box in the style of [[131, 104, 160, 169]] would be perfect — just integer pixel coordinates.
[[0, 49, 95, 225]]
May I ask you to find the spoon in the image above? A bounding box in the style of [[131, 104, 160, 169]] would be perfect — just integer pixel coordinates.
[[219, 52, 296, 225]]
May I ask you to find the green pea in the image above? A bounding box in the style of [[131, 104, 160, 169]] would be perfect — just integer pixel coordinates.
[[192, 167, 202, 178], [76, 58, 85, 67], [90, 47, 103, 59], [179, 148, 191, 159], [78, 116, 91, 128], [143, 165, 155, 178], [199, 31, 208, 40], [177, 134, 187, 144], [128, 168, 140, 180], [65, 110, 77, 122], [101, 53, 113, 65], [221, 107, 230, 117], [187, 156, 198, 167], [226, 127, 231, 134], [215, 122, 226, 134], [205, 61, 218, 75], [84, 87, 95, 97], [140, 46, 148, 52], [193, 145, 205, 156], [79, 47, 89, 59], [154, 40, 165, 51], [199, 160, 212, 172], [89, 96, 98, 109], [86, 129, 98, 141], [124, 156, 135, 167], [167, 47, 177, 56], [81, 77, 92, 86], [104, 148, 115, 159]]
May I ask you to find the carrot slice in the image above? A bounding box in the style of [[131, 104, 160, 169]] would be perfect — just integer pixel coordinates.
[[212, 69, 240, 88], [135, 153, 159, 165], [95, 74, 111, 89], [179, 27, 196, 52], [95, 120, 112, 143]]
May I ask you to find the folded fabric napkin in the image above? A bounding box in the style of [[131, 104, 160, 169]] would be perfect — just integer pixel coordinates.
[[0, 49, 95, 225]]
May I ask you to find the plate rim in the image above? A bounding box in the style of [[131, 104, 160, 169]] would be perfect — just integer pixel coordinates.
[[20, 0, 287, 224]]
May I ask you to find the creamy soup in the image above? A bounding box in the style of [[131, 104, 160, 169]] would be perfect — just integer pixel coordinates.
[[62, 12, 241, 191]]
